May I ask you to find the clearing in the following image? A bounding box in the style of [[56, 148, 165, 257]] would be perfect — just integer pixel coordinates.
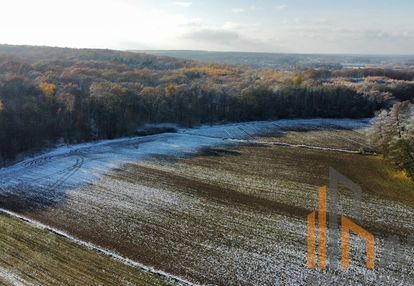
[[0, 118, 413, 285]]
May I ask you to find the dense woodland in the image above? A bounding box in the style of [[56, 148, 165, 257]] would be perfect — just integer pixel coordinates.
[[0, 45, 413, 164], [368, 102, 414, 179]]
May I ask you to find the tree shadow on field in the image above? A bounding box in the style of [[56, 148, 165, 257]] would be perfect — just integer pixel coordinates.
[[0, 184, 69, 214], [279, 125, 352, 132], [198, 148, 242, 157], [0, 127, 278, 214]]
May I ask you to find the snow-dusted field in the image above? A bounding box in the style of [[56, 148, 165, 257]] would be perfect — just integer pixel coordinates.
[[1, 118, 413, 285], [0, 118, 369, 208]]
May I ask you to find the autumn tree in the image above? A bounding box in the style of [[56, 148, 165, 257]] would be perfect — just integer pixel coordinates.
[[39, 82, 57, 97], [368, 101, 414, 179]]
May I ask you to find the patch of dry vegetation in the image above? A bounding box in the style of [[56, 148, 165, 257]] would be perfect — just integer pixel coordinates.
[[0, 214, 175, 286]]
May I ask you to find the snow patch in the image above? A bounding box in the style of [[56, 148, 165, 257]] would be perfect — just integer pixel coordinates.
[[0, 118, 369, 196]]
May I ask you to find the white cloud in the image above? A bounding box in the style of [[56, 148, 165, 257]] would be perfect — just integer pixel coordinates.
[[232, 5, 264, 13], [222, 21, 241, 30], [275, 4, 287, 11], [249, 5, 263, 11], [172, 1, 192, 8], [181, 28, 272, 52], [0, 0, 195, 49], [0, 0, 413, 54], [231, 8, 245, 14]]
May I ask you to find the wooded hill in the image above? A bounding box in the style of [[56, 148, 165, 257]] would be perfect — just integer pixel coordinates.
[[0, 44, 412, 164]]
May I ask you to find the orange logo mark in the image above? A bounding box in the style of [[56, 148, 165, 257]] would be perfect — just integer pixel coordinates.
[[307, 186, 375, 270]]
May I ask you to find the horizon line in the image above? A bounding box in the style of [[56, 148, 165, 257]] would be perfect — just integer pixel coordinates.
[[1, 43, 414, 58]]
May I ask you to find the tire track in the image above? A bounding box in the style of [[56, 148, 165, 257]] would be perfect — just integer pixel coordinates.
[[46, 155, 84, 191], [180, 132, 369, 154]]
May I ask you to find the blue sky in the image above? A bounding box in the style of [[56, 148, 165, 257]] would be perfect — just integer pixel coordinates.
[[1, 0, 413, 54]]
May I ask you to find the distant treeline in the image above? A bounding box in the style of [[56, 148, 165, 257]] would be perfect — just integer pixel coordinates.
[[143, 50, 414, 69], [334, 68, 414, 81], [0, 45, 409, 164], [301, 67, 414, 81]]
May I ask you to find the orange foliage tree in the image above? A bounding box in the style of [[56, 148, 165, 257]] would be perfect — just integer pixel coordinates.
[[39, 82, 57, 97]]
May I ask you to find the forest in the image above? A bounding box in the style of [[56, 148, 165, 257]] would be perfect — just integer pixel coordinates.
[[369, 101, 414, 179], [0, 45, 413, 164]]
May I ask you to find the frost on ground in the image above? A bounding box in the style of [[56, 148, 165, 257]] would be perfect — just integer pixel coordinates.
[[1, 118, 413, 285], [0, 118, 368, 210], [0, 266, 28, 286]]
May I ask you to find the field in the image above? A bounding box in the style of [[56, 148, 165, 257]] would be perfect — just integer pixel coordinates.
[[0, 213, 176, 285], [0, 119, 413, 285]]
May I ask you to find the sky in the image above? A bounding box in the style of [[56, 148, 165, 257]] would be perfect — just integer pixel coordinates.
[[0, 0, 413, 54]]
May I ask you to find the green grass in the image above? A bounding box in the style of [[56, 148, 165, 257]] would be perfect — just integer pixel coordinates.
[[0, 214, 175, 286]]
